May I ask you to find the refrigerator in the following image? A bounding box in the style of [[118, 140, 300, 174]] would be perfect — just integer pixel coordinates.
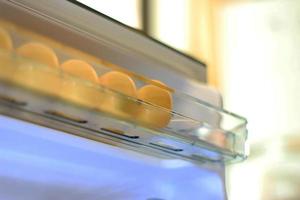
[[0, 0, 248, 199]]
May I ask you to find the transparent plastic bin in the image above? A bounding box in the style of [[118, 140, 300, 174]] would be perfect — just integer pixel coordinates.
[[0, 19, 248, 163]]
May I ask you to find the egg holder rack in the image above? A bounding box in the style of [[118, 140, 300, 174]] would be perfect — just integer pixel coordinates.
[[0, 22, 248, 164]]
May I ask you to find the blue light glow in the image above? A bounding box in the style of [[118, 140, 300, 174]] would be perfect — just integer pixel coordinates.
[[0, 115, 224, 200]]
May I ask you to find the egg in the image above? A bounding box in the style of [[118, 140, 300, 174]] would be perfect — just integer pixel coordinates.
[[61, 59, 98, 82], [16, 42, 59, 67], [99, 71, 137, 96], [98, 71, 138, 119], [137, 80, 173, 128], [61, 59, 101, 109], [0, 27, 13, 50], [15, 42, 61, 96], [0, 28, 14, 82]]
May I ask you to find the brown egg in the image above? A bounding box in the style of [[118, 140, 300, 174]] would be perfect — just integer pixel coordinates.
[[61, 59, 98, 82], [99, 71, 137, 97], [0, 49, 15, 82], [0, 28, 14, 82], [98, 71, 138, 119], [61, 59, 101, 109], [16, 42, 59, 67], [137, 80, 173, 128], [0, 27, 13, 50], [14, 42, 61, 96]]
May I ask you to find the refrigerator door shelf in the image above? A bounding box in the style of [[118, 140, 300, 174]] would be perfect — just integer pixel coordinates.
[[0, 76, 246, 164]]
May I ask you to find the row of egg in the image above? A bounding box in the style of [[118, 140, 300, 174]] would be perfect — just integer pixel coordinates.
[[0, 27, 172, 128]]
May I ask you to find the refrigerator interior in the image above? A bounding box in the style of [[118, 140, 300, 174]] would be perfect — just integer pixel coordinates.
[[0, 115, 224, 200]]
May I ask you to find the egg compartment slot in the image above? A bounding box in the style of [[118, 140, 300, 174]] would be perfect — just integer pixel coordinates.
[[44, 110, 88, 124], [100, 128, 139, 139], [149, 141, 183, 152]]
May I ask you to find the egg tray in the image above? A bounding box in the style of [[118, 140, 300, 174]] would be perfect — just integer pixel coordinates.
[[0, 17, 248, 163], [0, 80, 242, 164], [0, 49, 248, 163]]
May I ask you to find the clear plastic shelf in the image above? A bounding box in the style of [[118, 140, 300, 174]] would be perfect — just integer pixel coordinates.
[[0, 20, 248, 164]]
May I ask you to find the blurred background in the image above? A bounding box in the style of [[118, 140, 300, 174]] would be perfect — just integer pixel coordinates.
[[77, 0, 300, 199]]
